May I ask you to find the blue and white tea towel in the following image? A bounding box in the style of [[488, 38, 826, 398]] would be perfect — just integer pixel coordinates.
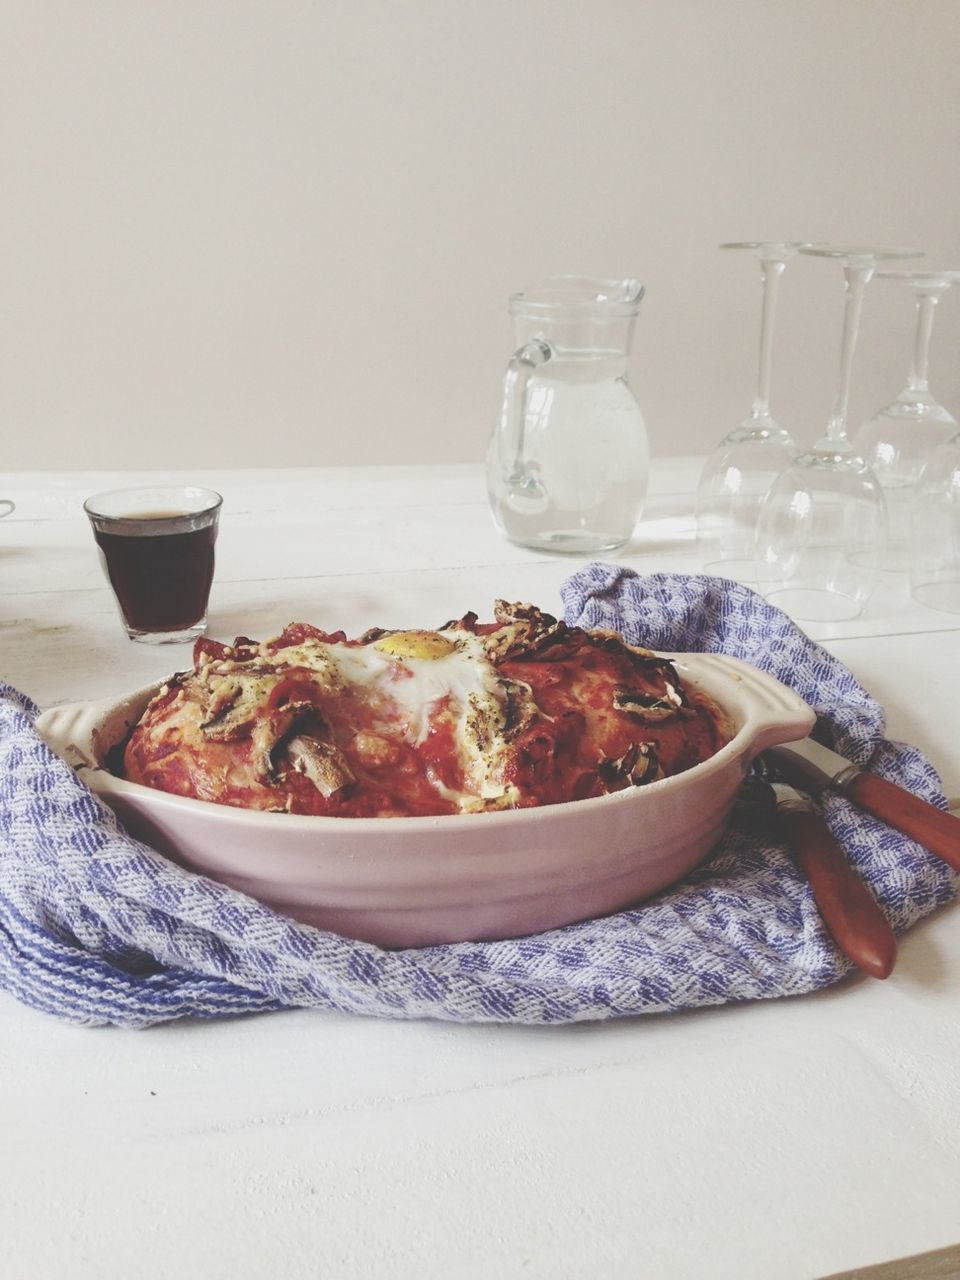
[[0, 565, 955, 1028]]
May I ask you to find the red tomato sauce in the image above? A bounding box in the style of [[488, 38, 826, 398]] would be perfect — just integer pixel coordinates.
[[126, 619, 729, 818]]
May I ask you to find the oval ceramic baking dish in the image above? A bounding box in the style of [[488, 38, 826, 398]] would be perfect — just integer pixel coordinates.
[[36, 652, 815, 948]]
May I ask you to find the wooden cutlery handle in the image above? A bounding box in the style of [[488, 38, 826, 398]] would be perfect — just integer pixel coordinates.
[[778, 809, 897, 980], [844, 772, 960, 872]]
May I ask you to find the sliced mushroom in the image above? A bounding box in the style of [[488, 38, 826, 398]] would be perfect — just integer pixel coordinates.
[[197, 656, 343, 749], [285, 735, 356, 797], [493, 600, 558, 629], [199, 680, 254, 740], [598, 742, 661, 789], [480, 600, 567, 662], [612, 681, 685, 722], [249, 702, 322, 781], [499, 677, 539, 741]]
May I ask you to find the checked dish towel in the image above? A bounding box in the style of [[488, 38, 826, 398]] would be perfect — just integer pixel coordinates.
[[0, 565, 956, 1028]]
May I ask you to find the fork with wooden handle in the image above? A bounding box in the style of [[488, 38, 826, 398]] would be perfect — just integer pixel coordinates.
[[770, 782, 898, 980]]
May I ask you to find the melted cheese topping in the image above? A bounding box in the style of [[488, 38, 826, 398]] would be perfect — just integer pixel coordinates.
[[124, 611, 732, 819], [192, 629, 515, 812]]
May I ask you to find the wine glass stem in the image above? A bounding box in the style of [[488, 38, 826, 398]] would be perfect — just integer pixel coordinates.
[[823, 261, 874, 448], [908, 291, 939, 394], [753, 257, 786, 422]]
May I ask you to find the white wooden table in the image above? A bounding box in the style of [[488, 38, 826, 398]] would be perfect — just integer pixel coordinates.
[[2, 460, 959, 1280]]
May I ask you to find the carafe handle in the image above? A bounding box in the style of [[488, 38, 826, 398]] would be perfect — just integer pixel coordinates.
[[497, 338, 552, 511]]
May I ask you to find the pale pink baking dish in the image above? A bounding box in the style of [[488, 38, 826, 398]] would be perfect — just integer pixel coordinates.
[[36, 653, 815, 948]]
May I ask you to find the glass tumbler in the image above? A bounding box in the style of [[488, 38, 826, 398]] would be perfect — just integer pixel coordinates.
[[84, 485, 222, 643]]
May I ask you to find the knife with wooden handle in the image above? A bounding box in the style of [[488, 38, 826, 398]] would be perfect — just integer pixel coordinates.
[[765, 738, 960, 872], [772, 783, 898, 980]]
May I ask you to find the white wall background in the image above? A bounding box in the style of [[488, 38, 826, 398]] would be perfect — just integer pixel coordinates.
[[2, 0, 960, 471]]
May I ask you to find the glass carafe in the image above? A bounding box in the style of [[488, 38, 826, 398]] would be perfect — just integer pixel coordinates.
[[486, 275, 649, 553]]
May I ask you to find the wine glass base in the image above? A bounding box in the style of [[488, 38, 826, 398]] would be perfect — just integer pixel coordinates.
[[911, 580, 960, 615], [848, 542, 909, 574], [699, 557, 760, 585], [762, 587, 866, 622]]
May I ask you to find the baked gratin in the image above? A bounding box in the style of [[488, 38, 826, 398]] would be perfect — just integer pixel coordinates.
[[122, 602, 731, 818]]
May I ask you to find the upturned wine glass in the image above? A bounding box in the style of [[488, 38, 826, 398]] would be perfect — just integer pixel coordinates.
[[696, 242, 806, 580], [909, 429, 960, 614], [852, 268, 960, 570], [755, 244, 922, 622]]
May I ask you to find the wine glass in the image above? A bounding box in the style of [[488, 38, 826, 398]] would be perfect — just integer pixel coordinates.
[[852, 268, 960, 570], [696, 242, 806, 579], [909, 429, 960, 613], [755, 244, 923, 622]]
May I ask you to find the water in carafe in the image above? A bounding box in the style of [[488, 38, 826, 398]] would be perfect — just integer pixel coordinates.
[[486, 277, 649, 553]]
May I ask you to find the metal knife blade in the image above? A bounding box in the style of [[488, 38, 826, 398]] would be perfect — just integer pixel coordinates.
[[772, 783, 897, 980], [765, 738, 960, 873]]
